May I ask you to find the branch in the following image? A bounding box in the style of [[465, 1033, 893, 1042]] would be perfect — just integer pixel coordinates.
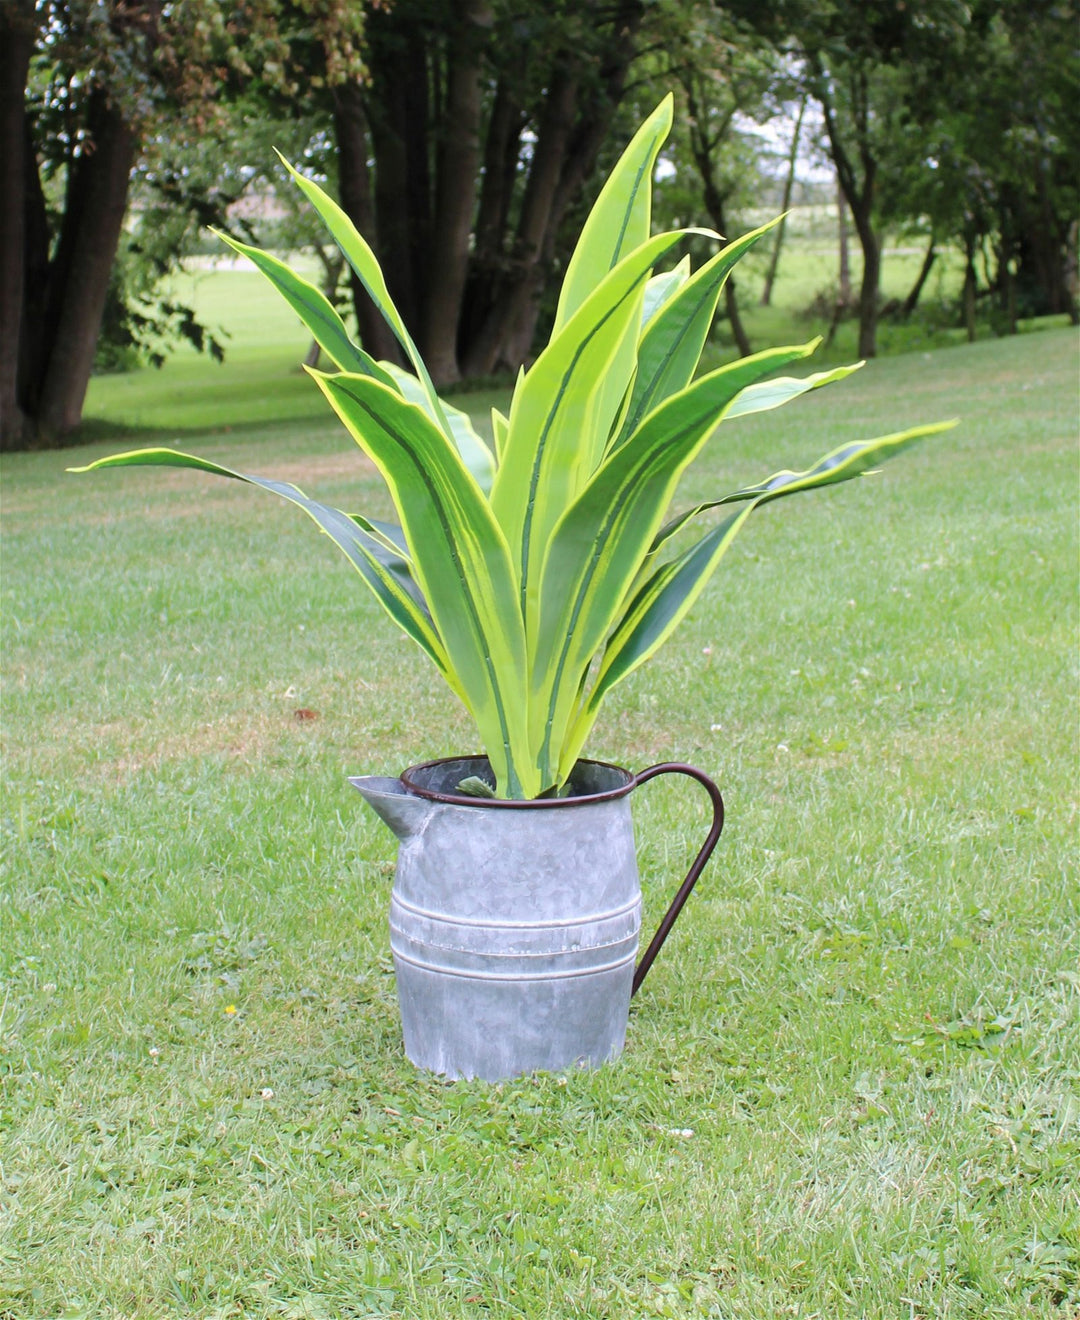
[[808, 52, 860, 212]]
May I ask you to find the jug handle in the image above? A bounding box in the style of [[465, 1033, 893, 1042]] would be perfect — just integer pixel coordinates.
[[630, 762, 725, 996]]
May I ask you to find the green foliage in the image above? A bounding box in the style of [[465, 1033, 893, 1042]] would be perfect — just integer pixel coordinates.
[[21, 4, 359, 394], [93, 262, 227, 376], [73, 98, 952, 797]]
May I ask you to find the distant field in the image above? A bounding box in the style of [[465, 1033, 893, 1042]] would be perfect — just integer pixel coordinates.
[[83, 216, 1066, 437], [3, 327, 1078, 1318], [84, 264, 319, 434]]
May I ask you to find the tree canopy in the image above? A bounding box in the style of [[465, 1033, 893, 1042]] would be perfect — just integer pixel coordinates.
[[1, 0, 1075, 450]]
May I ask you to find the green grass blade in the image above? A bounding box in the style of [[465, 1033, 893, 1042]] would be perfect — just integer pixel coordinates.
[[67, 448, 452, 679], [553, 94, 673, 333], [311, 373, 534, 798], [612, 219, 782, 449]]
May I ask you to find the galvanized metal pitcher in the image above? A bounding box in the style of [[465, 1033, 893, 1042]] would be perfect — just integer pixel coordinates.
[[351, 756, 724, 1081]]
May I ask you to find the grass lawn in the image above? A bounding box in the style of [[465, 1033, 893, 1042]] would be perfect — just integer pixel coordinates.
[[2, 327, 1078, 1317]]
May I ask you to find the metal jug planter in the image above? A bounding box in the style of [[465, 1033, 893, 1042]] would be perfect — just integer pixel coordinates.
[[351, 755, 724, 1081]]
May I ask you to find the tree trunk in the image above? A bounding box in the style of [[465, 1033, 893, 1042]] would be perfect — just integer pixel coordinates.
[[824, 285, 845, 348], [365, 15, 430, 338], [962, 239, 977, 342], [34, 87, 138, 442], [402, 30, 432, 324], [333, 81, 398, 363], [854, 213, 879, 358], [461, 71, 580, 377], [899, 236, 936, 320], [356, 0, 646, 381], [18, 106, 53, 413], [501, 112, 605, 367], [1000, 165, 1078, 325], [0, 5, 34, 450], [420, 0, 491, 385], [1033, 157, 1075, 319], [760, 97, 805, 307], [1001, 257, 1017, 335], [690, 163, 752, 358], [472, 81, 522, 262], [459, 78, 523, 363], [723, 278, 753, 358], [458, 0, 644, 375], [683, 77, 752, 359], [698, 194, 752, 357], [817, 75, 878, 358], [500, 0, 645, 367], [837, 175, 851, 308]]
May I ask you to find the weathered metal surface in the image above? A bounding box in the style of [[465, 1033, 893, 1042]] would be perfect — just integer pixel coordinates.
[[351, 756, 723, 1081]]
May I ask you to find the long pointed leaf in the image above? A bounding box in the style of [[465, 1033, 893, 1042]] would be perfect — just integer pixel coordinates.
[[278, 155, 452, 440], [491, 406, 510, 465], [492, 228, 713, 616], [527, 343, 822, 782], [557, 505, 754, 778], [554, 94, 673, 332], [614, 340, 826, 600], [654, 417, 958, 557], [378, 362, 496, 492], [724, 362, 863, 420], [211, 230, 398, 385], [641, 256, 691, 327], [347, 512, 416, 570], [612, 218, 782, 449], [527, 381, 751, 780], [621, 340, 822, 469], [67, 448, 453, 680], [310, 373, 534, 798], [559, 420, 956, 776]]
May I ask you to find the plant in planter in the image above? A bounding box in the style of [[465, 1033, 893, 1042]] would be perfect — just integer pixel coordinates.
[[74, 96, 952, 1079]]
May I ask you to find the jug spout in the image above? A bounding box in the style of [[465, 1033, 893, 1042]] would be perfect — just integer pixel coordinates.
[[349, 775, 431, 841]]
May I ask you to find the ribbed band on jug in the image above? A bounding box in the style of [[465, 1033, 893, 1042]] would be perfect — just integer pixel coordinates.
[[389, 891, 642, 979]]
